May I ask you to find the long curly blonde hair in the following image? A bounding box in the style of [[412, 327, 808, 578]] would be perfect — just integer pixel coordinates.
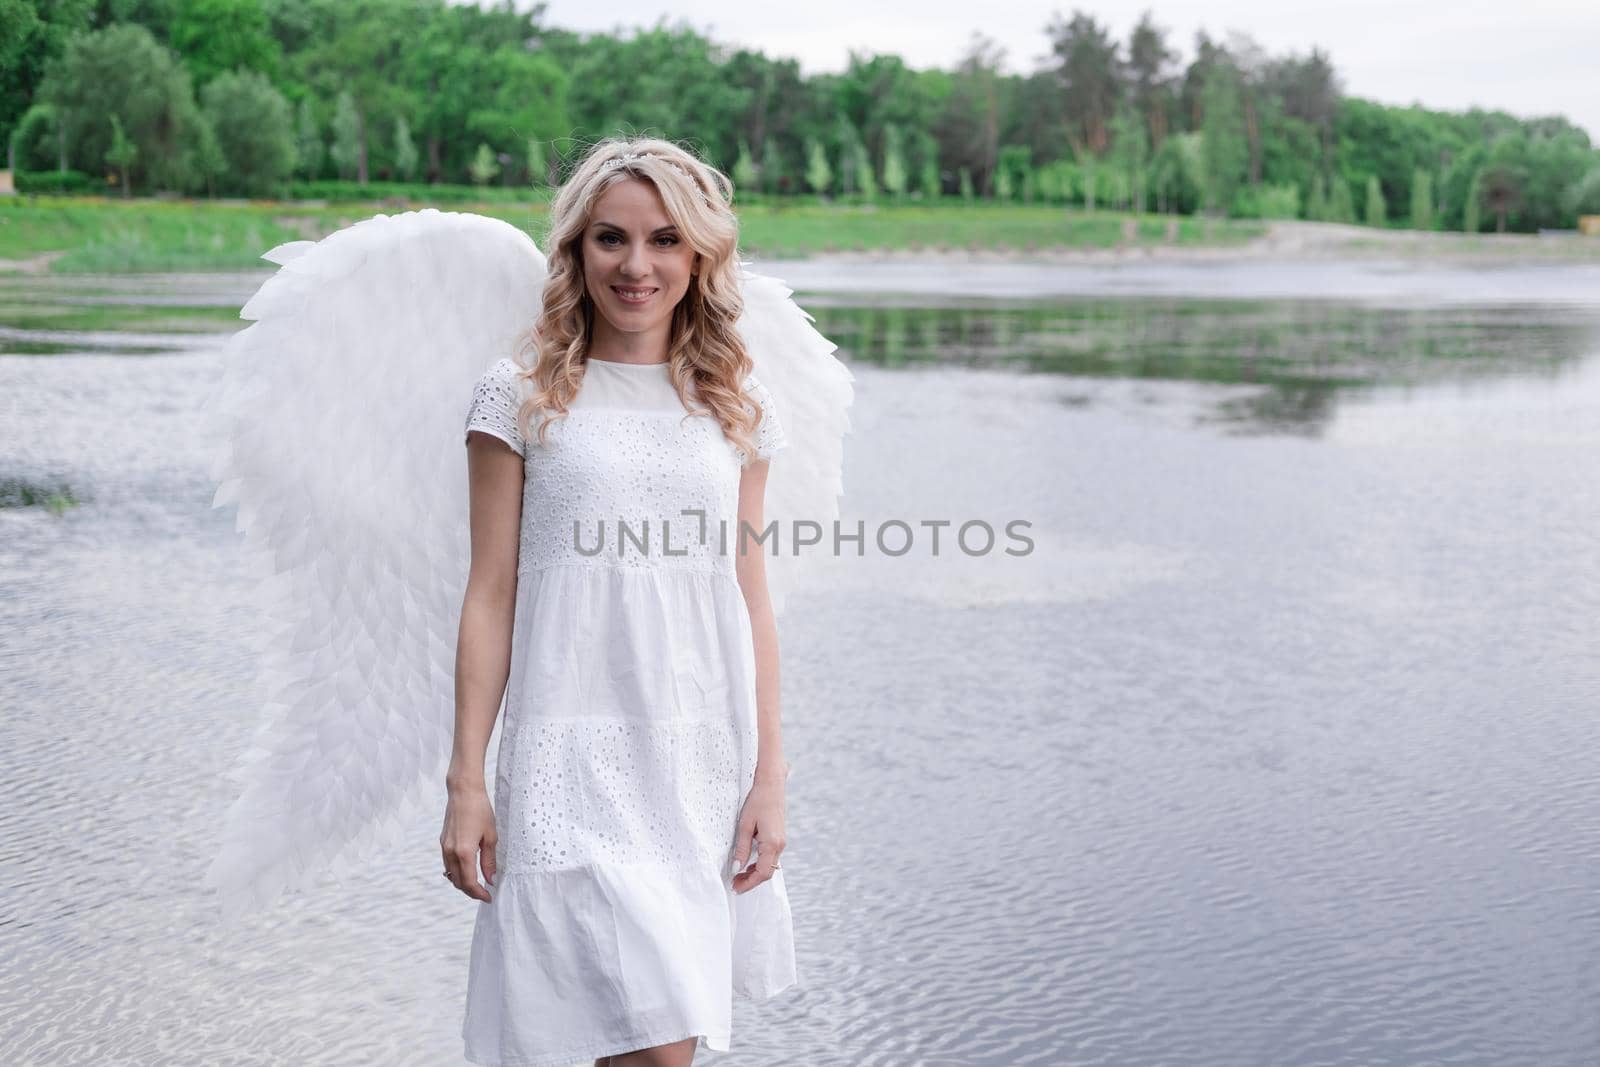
[[510, 136, 763, 461]]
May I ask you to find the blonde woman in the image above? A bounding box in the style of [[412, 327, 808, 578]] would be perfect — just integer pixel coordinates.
[[446, 138, 804, 1066], [203, 135, 850, 1067]]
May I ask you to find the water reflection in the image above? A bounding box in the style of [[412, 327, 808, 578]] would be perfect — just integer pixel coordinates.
[[806, 299, 1599, 436], [3, 266, 1599, 1065]]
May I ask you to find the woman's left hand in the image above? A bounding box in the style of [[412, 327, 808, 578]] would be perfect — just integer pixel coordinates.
[[730, 768, 787, 894]]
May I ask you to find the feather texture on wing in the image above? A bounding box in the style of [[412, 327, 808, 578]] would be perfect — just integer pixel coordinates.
[[203, 209, 547, 919], [736, 268, 856, 616]]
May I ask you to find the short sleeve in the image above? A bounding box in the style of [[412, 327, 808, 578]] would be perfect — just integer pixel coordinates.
[[464, 357, 527, 457], [744, 373, 788, 462]]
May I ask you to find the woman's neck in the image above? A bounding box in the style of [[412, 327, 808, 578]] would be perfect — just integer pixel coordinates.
[[588, 316, 670, 365]]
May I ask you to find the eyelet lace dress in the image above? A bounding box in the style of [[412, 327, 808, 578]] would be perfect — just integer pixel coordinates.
[[460, 355, 798, 1067]]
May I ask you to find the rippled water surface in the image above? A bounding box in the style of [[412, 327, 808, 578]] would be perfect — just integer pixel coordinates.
[[3, 263, 1599, 1066]]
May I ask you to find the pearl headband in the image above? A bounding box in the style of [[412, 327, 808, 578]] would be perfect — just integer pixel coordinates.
[[598, 151, 717, 206]]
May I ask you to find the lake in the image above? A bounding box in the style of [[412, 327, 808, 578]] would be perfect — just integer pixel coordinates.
[[2, 258, 1597, 1065]]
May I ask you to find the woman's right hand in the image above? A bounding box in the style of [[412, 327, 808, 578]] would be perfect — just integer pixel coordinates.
[[440, 785, 497, 902]]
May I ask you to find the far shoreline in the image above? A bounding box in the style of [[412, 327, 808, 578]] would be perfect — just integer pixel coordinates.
[[784, 221, 1600, 270], [4, 196, 1600, 276]]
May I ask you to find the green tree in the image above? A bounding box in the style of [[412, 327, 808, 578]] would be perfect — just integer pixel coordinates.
[[457, 45, 567, 178], [1108, 100, 1149, 213], [201, 67, 296, 196], [1125, 11, 1178, 149], [1478, 163, 1525, 233], [1364, 173, 1386, 226], [188, 114, 226, 196], [1149, 133, 1197, 214], [1046, 10, 1120, 155], [759, 135, 782, 196], [833, 115, 862, 195], [0, 0, 42, 81], [1563, 166, 1600, 217], [329, 88, 361, 180], [919, 154, 940, 201], [1328, 176, 1355, 223], [996, 144, 1030, 204], [732, 138, 757, 193], [292, 0, 437, 185], [168, 0, 283, 89], [1463, 169, 1482, 233], [527, 138, 548, 188], [994, 161, 1012, 201], [559, 23, 745, 171], [1199, 62, 1246, 215], [958, 165, 974, 203], [0, 0, 94, 170], [468, 140, 498, 186], [295, 96, 323, 180], [105, 113, 137, 197], [803, 136, 831, 197], [942, 33, 1002, 196], [391, 116, 418, 180], [8, 102, 60, 171], [881, 123, 908, 201], [855, 138, 878, 199], [1306, 173, 1327, 221], [35, 22, 200, 191], [1410, 166, 1433, 230]]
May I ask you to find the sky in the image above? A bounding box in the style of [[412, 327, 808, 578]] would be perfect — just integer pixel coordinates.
[[538, 0, 1600, 141]]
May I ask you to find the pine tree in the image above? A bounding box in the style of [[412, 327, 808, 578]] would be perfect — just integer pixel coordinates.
[[106, 113, 137, 198], [760, 137, 783, 196], [1364, 174, 1386, 227], [468, 142, 499, 187], [1410, 167, 1433, 230], [732, 139, 757, 193], [881, 124, 908, 201], [527, 139, 547, 189], [919, 156, 940, 201], [1199, 64, 1247, 216], [190, 116, 226, 197], [329, 90, 362, 182], [1328, 177, 1355, 223], [804, 137, 831, 197], [393, 117, 418, 182], [1307, 174, 1327, 221], [295, 98, 323, 181], [855, 140, 878, 200]]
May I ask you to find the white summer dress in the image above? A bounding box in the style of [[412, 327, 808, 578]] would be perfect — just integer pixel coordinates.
[[459, 354, 799, 1067]]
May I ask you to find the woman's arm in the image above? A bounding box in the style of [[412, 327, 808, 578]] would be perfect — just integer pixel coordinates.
[[730, 456, 788, 893], [734, 456, 787, 784], [442, 432, 523, 900]]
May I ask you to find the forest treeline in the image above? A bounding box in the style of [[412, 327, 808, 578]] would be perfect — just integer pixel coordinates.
[[3, 0, 1598, 233]]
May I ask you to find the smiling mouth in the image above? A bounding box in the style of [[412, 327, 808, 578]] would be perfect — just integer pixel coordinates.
[[612, 285, 657, 303]]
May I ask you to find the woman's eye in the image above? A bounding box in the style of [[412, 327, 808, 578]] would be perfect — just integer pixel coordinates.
[[596, 233, 678, 248]]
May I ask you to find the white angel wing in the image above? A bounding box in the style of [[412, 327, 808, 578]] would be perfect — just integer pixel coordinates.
[[735, 267, 856, 617], [202, 208, 547, 919]]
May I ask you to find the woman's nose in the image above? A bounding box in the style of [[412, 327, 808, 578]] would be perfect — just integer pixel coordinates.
[[623, 242, 650, 277]]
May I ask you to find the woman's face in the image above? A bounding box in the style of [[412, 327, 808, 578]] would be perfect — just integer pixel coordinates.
[[581, 176, 699, 338]]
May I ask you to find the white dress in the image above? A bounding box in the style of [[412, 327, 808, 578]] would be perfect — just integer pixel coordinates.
[[459, 355, 799, 1067]]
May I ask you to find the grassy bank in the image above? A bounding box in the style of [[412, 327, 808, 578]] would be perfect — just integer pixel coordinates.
[[0, 195, 1264, 273]]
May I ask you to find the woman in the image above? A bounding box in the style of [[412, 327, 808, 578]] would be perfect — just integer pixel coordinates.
[[443, 137, 799, 1066]]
